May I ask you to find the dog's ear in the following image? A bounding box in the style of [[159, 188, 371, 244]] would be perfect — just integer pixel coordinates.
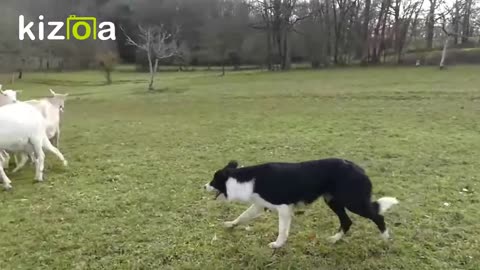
[[225, 160, 239, 169]]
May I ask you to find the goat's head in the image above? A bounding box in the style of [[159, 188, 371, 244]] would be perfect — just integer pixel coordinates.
[[48, 89, 69, 112], [0, 90, 16, 106], [1, 89, 21, 101]]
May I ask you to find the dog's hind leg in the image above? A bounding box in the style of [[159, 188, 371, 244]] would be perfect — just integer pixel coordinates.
[[325, 198, 353, 243], [346, 201, 389, 240], [268, 205, 293, 249], [224, 204, 264, 228]]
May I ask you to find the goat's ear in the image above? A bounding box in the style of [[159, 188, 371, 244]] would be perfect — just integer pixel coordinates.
[[224, 160, 239, 169], [0, 84, 2, 90], [49, 89, 56, 95]]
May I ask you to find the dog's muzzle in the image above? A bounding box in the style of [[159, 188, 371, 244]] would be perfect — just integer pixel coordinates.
[[204, 184, 222, 199]]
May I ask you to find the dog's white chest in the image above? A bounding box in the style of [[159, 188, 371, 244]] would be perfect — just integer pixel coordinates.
[[226, 177, 254, 202], [225, 177, 282, 210]]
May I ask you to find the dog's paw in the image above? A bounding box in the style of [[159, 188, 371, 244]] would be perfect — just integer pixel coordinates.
[[380, 229, 390, 241], [268, 241, 284, 249], [223, 221, 237, 228], [327, 232, 344, 244]]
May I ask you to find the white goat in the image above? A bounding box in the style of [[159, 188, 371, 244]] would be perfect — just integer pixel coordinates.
[[25, 89, 67, 147], [0, 92, 17, 188], [10, 89, 68, 173], [0, 89, 18, 106], [0, 102, 68, 189], [2, 90, 22, 101], [0, 84, 23, 101], [0, 91, 17, 169], [0, 88, 28, 170]]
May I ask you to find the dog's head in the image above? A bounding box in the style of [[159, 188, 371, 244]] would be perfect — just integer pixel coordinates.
[[205, 160, 239, 200]]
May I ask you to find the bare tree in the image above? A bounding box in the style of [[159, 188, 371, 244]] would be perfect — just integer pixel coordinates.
[[123, 25, 179, 91], [439, 6, 462, 70], [394, 0, 424, 63], [371, 0, 390, 63], [249, 0, 311, 70], [96, 51, 118, 85]]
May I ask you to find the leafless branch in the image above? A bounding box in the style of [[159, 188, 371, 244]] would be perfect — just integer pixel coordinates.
[[121, 24, 179, 60]]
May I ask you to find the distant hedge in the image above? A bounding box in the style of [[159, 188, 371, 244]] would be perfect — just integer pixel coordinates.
[[401, 48, 480, 66]]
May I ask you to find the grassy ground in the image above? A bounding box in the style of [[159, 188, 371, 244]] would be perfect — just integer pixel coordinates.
[[0, 66, 479, 269]]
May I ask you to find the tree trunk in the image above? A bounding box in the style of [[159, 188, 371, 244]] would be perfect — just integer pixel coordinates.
[[372, 0, 387, 63], [281, 29, 291, 70], [263, 0, 273, 71], [332, 1, 339, 64], [462, 0, 473, 44], [439, 37, 449, 69], [276, 32, 282, 68], [379, 0, 389, 63], [426, 0, 436, 49], [361, 0, 371, 64], [147, 51, 153, 90], [324, 0, 332, 65], [394, 0, 402, 64], [266, 29, 273, 70], [452, 0, 460, 45], [148, 56, 158, 91], [105, 70, 112, 84], [221, 56, 225, 76], [346, 3, 360, 64], [18, 58, 25, 79]]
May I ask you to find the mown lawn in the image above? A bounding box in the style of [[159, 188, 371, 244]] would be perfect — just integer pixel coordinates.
[[0, 66, 479, 269]]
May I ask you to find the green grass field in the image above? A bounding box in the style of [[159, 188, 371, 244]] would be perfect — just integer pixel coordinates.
[[0, 66, 479, 269]]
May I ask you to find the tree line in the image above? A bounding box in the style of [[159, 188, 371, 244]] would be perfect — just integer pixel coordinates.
[[0, 0, 479, 72]]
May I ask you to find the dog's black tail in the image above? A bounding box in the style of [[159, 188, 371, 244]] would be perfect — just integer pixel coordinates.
[[371, 197, 399, 215]]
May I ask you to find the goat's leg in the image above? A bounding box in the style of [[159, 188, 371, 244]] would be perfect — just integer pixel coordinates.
[[28, 152, 35, 165], [14, 153, 19, 167], [32, 141, 45, 182], [43, 140, 68, 167], [1, 151, 10, 171], [54, 129, 60, 149], [0, 167, 12, 190], [2, 153, 9, 169], [12, 153, 29, 173]]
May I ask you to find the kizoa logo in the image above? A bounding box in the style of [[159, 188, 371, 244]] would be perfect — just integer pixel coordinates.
[[19, 15, 116, 41]]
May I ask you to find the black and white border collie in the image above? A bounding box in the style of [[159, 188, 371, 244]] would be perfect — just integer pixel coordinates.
[[205, 159, 399, 249]]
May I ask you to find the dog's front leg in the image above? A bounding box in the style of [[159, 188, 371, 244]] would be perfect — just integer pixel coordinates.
[[224, 204, 263, 228], [268, 205, 293, 249]]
